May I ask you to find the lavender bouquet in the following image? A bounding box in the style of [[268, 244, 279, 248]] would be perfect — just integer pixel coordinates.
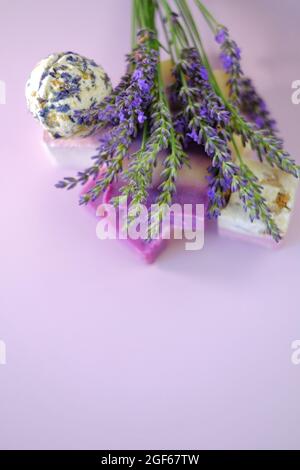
[[53, 0, 299, 242]]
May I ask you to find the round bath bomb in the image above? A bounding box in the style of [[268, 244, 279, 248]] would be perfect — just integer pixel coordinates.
[[26, 52, 112, 138]]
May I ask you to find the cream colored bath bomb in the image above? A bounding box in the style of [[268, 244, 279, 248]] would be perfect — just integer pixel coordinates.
[[26, 52, 112, 138]]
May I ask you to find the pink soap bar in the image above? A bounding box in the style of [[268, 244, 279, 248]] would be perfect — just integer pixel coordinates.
[[85, 184, 168, 263], [81, 150, 210, 263]]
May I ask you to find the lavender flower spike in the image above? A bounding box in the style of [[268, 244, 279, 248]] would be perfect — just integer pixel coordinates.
[[176, 48, 238, 217], [215, 26, 243, 104]]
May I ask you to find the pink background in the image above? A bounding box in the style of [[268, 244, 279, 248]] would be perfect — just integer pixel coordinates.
[[0, 0, 300, 450]]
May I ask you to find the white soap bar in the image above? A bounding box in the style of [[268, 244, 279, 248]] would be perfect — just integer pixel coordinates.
[[42, 130, 101, 170], [218, 154, 299, 247]]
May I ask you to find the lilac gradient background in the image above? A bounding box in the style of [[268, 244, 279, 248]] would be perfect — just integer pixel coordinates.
[[0, 0, 300, 450]]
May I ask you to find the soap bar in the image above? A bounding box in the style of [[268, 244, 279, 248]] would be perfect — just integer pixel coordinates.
[[43, 130, 102, 169], [81, 151, 210, 263], [218, 154, 299, 247]]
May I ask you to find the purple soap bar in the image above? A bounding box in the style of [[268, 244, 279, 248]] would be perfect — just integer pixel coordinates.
[[81, 151, 210, 263]]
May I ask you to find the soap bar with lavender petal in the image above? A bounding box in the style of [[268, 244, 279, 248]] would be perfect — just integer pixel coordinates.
[[218, 154, 299, 247]]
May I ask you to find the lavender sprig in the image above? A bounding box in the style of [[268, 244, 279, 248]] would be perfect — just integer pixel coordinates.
[[237, 164, 282, 242], [215, 26, 243, 104], [120, 73, 172, 206], [148, 135, 187, 237], [156, 136, 188, 206], [211, 24, 299, 177], [215, 27, 277, 134], [175, 47, 240, 216]]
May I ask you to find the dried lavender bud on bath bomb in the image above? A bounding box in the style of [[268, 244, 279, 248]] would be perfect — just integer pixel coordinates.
[[25, 52, 111, 138]]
